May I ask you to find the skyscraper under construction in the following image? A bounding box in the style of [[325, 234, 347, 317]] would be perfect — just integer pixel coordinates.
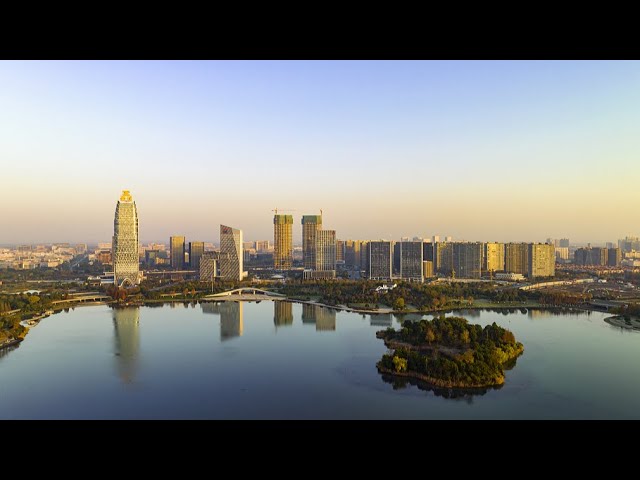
[[273, 214, 293, 270]]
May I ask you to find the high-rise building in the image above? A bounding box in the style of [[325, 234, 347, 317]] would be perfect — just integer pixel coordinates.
[[529, 243, 555, 278], [112, 190, 140, 286], [219, 225, 243, 281], [505, 243, 529, 276], [368, 241, 392, 280], [555, 247, 570, 262], [423, 242, 434, 262], [423, 260, 434, 279], [199, 251, 219, 281], [255, 240, 271, 252], [145, 249, 159, 266], [336, 240, 345, 264], [97, 250, 112, 265], [559, 238, 570, 248], [618, 236, 640, 253], [573, 248, 587, 265], [591, 248, 608, 265], [360, 241, 369, 272], [434, 242, 454, 276], [453, 242, 483, 279], [273, 214, 293, 270], [170, 236, 185, 270], [608, 248, 622, 267], [393, 242, 401, 277], [574, 247, 610, 266], [189, 241, 205, 270], [400, 241, 423, 282], [484, 242, 505, 274], [344, 240, 362, 269], [302, 215, 322, 269], [315, 230, 336, 272]]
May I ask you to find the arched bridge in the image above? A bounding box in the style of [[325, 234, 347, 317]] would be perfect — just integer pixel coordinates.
[[51, 294, 111, 305], [203, 288, 286, 300]]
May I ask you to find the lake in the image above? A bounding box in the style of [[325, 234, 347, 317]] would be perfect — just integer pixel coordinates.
[[0, 301, 638, 419]]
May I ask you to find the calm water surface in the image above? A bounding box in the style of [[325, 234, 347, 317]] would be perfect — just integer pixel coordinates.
[[0, 301, 638, 419]]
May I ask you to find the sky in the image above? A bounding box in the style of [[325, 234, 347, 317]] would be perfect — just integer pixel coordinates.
[[0, 60, 639, 245]]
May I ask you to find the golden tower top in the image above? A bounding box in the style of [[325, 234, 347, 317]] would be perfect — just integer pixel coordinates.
[[120, 190, 132, 202]]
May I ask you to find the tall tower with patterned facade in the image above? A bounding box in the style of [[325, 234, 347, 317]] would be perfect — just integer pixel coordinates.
[[112, 190, 140, 286]]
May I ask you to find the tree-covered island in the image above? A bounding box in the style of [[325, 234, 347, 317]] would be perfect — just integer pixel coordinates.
[[377, 316, 524, 388]]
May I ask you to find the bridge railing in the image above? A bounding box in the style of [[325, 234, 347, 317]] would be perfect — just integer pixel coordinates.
[[205, 288, 285, 298]]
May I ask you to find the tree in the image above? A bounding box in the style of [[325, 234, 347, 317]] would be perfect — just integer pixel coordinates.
[[426, 328, 436, 344], [394, 297, 405, 311], [392, 356, 408, 373]]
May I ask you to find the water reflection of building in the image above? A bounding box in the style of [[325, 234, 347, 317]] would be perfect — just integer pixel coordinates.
[[528, 309, 547, 319], [301, 304, 318, 325], [113, 307, 140, 384], [370, 314, 393, 327], [301, 303, 336, 331], [274, 301, 293, 327], [201, 301, 243, 341]]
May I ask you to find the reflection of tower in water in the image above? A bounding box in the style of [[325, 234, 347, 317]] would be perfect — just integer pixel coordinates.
[[274, 301, 293, 328], [370, 313, 392, 327], [302, 304, 317, 325], [301, 303, 336, 331], [113, 307, 140, 384], [220, 302, 243, 340], [201, 301, 243, 341], [528, 309, 547, 319]]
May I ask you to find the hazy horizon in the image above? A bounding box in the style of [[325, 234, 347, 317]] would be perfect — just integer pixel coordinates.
[[2, 60, 639, 244]]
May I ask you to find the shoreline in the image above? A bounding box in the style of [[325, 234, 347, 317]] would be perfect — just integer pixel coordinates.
[[376, 364, 505, 389], [139, 296, 603, 317], [0, 337, 24, 351], [0, 297, 612, 352], [604, 315, 640, 331]]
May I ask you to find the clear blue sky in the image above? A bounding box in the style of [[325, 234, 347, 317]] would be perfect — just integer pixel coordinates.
[[1, 60, 638, 244]]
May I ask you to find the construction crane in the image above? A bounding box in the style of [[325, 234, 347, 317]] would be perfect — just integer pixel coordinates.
[[271, 208, 298, 215]]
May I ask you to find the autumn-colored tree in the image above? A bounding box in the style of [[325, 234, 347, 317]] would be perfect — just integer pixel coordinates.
[[425, 328, 435, 344], [392, 356, 407, 373]]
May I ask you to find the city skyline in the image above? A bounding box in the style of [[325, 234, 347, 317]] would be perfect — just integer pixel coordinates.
[[1, 60, 639, 243]]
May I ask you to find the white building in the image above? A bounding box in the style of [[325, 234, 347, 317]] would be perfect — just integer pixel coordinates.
[[495, 272, 525, 281]]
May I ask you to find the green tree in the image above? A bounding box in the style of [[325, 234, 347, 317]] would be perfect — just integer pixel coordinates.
[[394, 297, 405, 311]]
